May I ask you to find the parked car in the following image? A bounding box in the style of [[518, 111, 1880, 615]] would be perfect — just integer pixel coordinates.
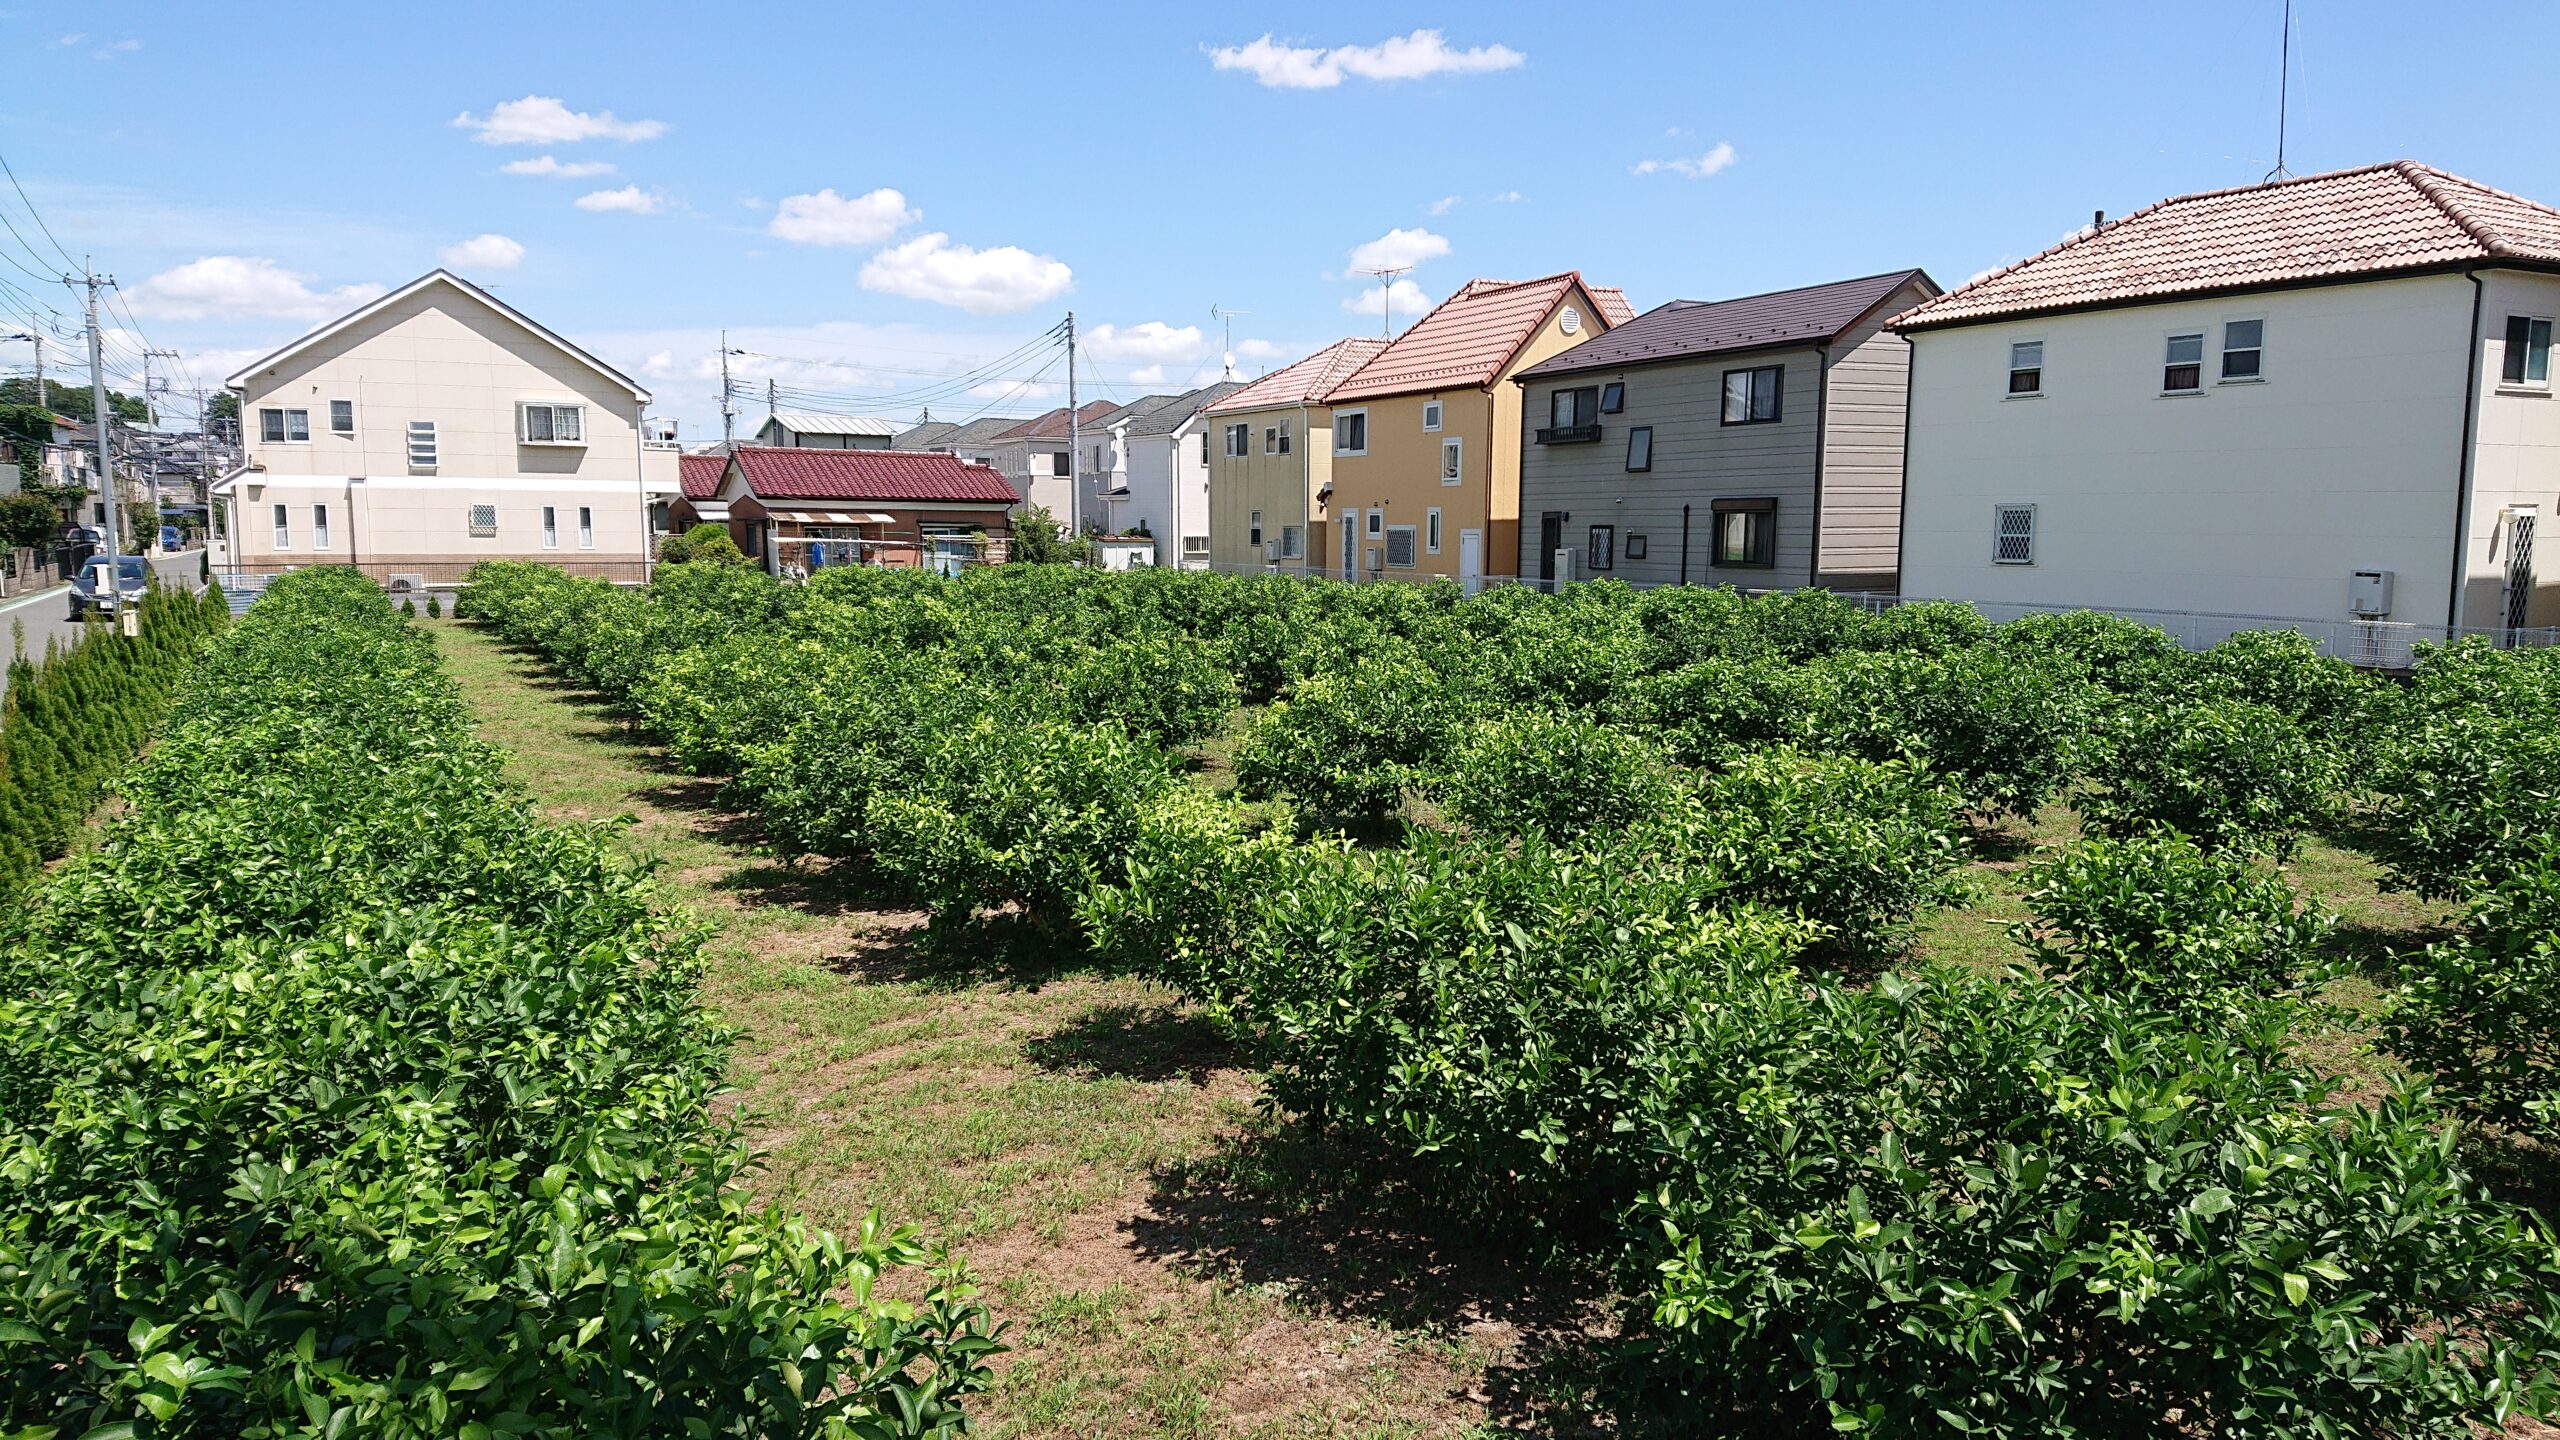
[[68, 554, 149, 620], [159, 524, 182, 552]]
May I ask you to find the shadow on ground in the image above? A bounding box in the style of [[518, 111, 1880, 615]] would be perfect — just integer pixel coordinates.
[[1024, 1001, 1233, 1087]]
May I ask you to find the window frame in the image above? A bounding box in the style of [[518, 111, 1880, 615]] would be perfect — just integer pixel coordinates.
[[1625, 425, 1653, 473], [1422, 399, 1443, 432], [1720, 365, 1784, 426], [1587, 523, 1615, 572], [1277, 420, 1292, 455], [271, 501, 290, 550], [328, 398, 355, 435], [1264, 425, 1277, 455], [311, 502, 331, 551], [578, 505, 595, 549], [1710, 496, 1778, 569], [2161, 331, 2206, 394], [1365, 508, 1383, 538], [1279, 524, 1302, 559], [1249, 509, 1263, 547], [1599, 381, 1625, 414], [1333, 408, 1368, 457], [1384, 523, 1418, 569], [2503, 314, 2555, 389], [260, 407, 311, 444], [407, 419, 438, 470], [2219, 317, 2265, 383], [468, 502, 498, 538], [1993, 503, 2037, 565], [541, 504, 560, 550], [517, 401, 588, 446], [2006, 339, 2044, 397], [1225, 422, 1248, 458], [1426, 505, 1442, 554], [1440, 434, 1463, 487]]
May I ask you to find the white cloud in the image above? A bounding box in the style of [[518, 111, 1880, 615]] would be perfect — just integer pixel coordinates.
[[1633, 141, 1737, 179], [1428, 195, 1459, 216], [1235, 338, 1292, 361], [1348, 226, 1451, 274], [768, 187, 919, 246], [92, 38, 138, 59], [452, 95, 668, 145], [438, 233, 525, 270], [1344, 278, 1431, 319], [641, 350, 673, 378], [125, 256, 386, 322], [858, 232, 1072, 315], [574, 185, 664, 214], [1206, 29, 1525, 89], [1491, 190, 1524, 203], [1085, 320, 1205, 364], [500, 154, 617, 178], [1128, 364, 1169, 386]]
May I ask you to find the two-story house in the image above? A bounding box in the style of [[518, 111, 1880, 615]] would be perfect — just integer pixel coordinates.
[[211, 269, 680, 584], [1893, 161, 2560, 638], [1086, 382, 1240, 567], [1202, 338, 1389, 574], [1321, 273, 1634, 589], [986, 400, 1119, 524], [894, 415, 1027, 470], [1513, 269, 1939, 591]]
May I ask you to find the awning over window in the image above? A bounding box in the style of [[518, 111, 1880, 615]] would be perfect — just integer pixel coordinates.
[[689, 500, 732, 521], [780, 510, 896, 525]]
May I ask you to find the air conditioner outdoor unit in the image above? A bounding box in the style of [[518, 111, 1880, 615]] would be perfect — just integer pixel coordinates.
[[1263, 540, 1279, 561], [1365, 546, 1383, 572], [386, 573, 429, 605], [2348, 568, 2394, 618]]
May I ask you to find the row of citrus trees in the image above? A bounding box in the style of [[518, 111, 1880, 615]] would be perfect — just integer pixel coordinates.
[[0, 569, 1000, 1438], [0, 582, 230, 900], [463, 560, 2560, 1436]]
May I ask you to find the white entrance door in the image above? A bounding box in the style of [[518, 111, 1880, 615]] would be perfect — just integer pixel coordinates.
[[1459, 528, 1483, 596]]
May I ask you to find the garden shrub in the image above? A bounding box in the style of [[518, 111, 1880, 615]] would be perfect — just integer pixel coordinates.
[[2019, 834, 2335, 1017], [1437, 710, 1677, 843], [2083, 698, 2339, 857], [2365, 638, 2560, 898], [1233, 646, 1465, 824], [1059, 632, 1238, 747], [2384, 836, 2560, 1146]]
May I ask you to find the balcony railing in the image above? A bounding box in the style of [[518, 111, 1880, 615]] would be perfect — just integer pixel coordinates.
[[1534, 422, 1603, 444]]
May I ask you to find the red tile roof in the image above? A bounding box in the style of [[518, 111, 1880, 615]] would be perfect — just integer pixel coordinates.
[[1896, 160, 2560, 331], [1324, 272, 1622, 402], [1587, 286, 1638, 327], [994, 400, 1121, 441], [1201, 337, 1392, 415], [678, 452, 726, 499], [729, 446, 1019, 504]]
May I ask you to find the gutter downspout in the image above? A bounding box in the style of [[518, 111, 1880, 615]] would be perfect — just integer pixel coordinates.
[[635, 399, 653, 586], [1680, 502, 1691, 586], [1809, 343, 1831, 589], [1300, 399, 1314, 575], [1894, 334, 1916, 597], [2447, 269, 2487, 630]]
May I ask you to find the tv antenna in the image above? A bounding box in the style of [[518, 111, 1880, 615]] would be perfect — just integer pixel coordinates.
[[1210, 303, 1249, 379], [1358, 266, 1412, 337], [2264, 0, 2294, 181]]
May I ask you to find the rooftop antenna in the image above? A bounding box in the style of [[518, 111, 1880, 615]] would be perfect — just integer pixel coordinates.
[[1210, 303, 1249, 379], [2263, 0, 2294, 182], [1358, 266, 1412, 337]]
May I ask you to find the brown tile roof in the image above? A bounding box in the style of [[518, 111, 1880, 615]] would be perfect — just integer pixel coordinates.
[[1325, 272, 1622, 402], [678, 452, 727, 499], [1895, 160, 2560, 331], [1587, 286, 1638, 327], [728, 446, 1019, 504], [1201, 337, 1391, 415], [1520, 269, 1938, 379], [994, 400, 1121, 441]]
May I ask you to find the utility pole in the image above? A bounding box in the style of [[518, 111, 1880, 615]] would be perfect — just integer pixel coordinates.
[[766, 377, 777, 421], [68, 261, 127, 631], [143, 348, 181, 549], [719, 329, 737, 449], [1065, 311, 1080, 539]]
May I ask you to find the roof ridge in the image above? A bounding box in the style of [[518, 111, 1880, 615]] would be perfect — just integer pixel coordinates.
[[2393, 159, 2508, 254]]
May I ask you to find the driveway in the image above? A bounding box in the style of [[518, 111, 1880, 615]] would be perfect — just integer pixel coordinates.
[[0, 550, 208, 700]]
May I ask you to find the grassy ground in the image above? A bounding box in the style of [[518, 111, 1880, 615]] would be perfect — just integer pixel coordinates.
[[433, 617, 2475, 1434]]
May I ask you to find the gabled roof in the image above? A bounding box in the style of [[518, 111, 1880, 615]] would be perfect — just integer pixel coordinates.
[[1520, 269, 1938, 379], [1895, 160, 2560, 331], [222, 269, 649, 400], [678, 452, 727, 500], [894, 420, 959, 449], [763, 411, 901, 438], [1203, 338, 1392, 415], [1104, 382, 1245, 436], [726, 446, 1019, 504], [1324, 272, 1622, 402], [994, 400, 1120, 441]]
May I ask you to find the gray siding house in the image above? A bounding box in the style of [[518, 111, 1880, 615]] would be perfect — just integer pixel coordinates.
[[1513, 268, 1939, 592]]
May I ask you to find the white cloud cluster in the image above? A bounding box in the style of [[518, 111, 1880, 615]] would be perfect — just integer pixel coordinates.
[[1235, 338, 1292, 362], [858, 233, 1072, 315], [1633, 141, 1737, 179], [453, 96, 667, 145], [768, 187, 919, 246], [1428, 195, 1459, 216], [501, 154, 617, 178], [438, 233, 525, 271], [1207, 29, 1524, 89], [1085, 320, 1205, 364], [1344, 277, 1432, 319], [125, 256, 387, 322], [575, 185, 664, 214], [1348, 226, 1450, 274]]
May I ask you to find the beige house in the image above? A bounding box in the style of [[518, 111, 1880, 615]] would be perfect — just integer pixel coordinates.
[[212, 269, 680, 585], [1202, 338, 1387, 574]]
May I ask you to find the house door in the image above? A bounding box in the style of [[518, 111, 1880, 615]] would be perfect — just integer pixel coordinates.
[[1341, 513, 1357, 582], [1459, 528, 1483, 596], [1537, 512, 1565, 590]]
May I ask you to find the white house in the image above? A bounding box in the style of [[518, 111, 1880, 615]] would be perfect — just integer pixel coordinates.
[[985, 400, 1117, 524], [1893, 161, 2560, 643], [1086, 382, 1240, 567], [211, 269, 682, 585]]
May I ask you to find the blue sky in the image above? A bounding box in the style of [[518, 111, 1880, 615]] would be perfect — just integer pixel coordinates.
[[3, 1, 2558, 441]]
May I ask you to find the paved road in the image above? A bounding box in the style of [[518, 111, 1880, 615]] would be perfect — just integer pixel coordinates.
[[0, 551, 208, 699]]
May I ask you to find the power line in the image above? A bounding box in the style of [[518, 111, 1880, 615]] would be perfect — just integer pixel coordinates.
[[0, 150, 80, 269]]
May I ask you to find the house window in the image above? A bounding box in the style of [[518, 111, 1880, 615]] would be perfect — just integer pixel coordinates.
[[1600, 381, 1625, 414], [1280, 525, 1302, 558], [518, 402, 586, 444], [542, 505, 559, 549], [1335, 409, 1368, 455], [1051, 452, 1072, 476], [329, 399, 354, 434], [1440, 435, 1463, 486], [1385, 524, 1418, 568], [1588, 524, 1615, 572], [312, 503, 330, 550], [1365, 508, 1383, 537], [1542, 385, 1599, 441], [468, 503, 498, 538], [1712, 497, 1777, 568], [1200, 432, 1211, 464], [271, 502, 290, 549], [260, 407, 310, 443], [2008, 341, 2043, 395], [1625, 426, 1653, 472], [2504, 315, 2554, 388], [1226, 422, 1248, 457], [1626, 533, 1648, 559], [1277, 422, 1291, 455], [1249, 509, 1263, 546], [1994, 503, 2036, 565], [1422, 399, 1443, 431], [2220, 319, 2264, 381], [2162, 333, 2205, 392], [407, 420, 438, 469], [1721, 365, 1783, 424], [1093, 444, 1106, 472], [578, 505, 595, 549], [1426, 506, 1442, 554]]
